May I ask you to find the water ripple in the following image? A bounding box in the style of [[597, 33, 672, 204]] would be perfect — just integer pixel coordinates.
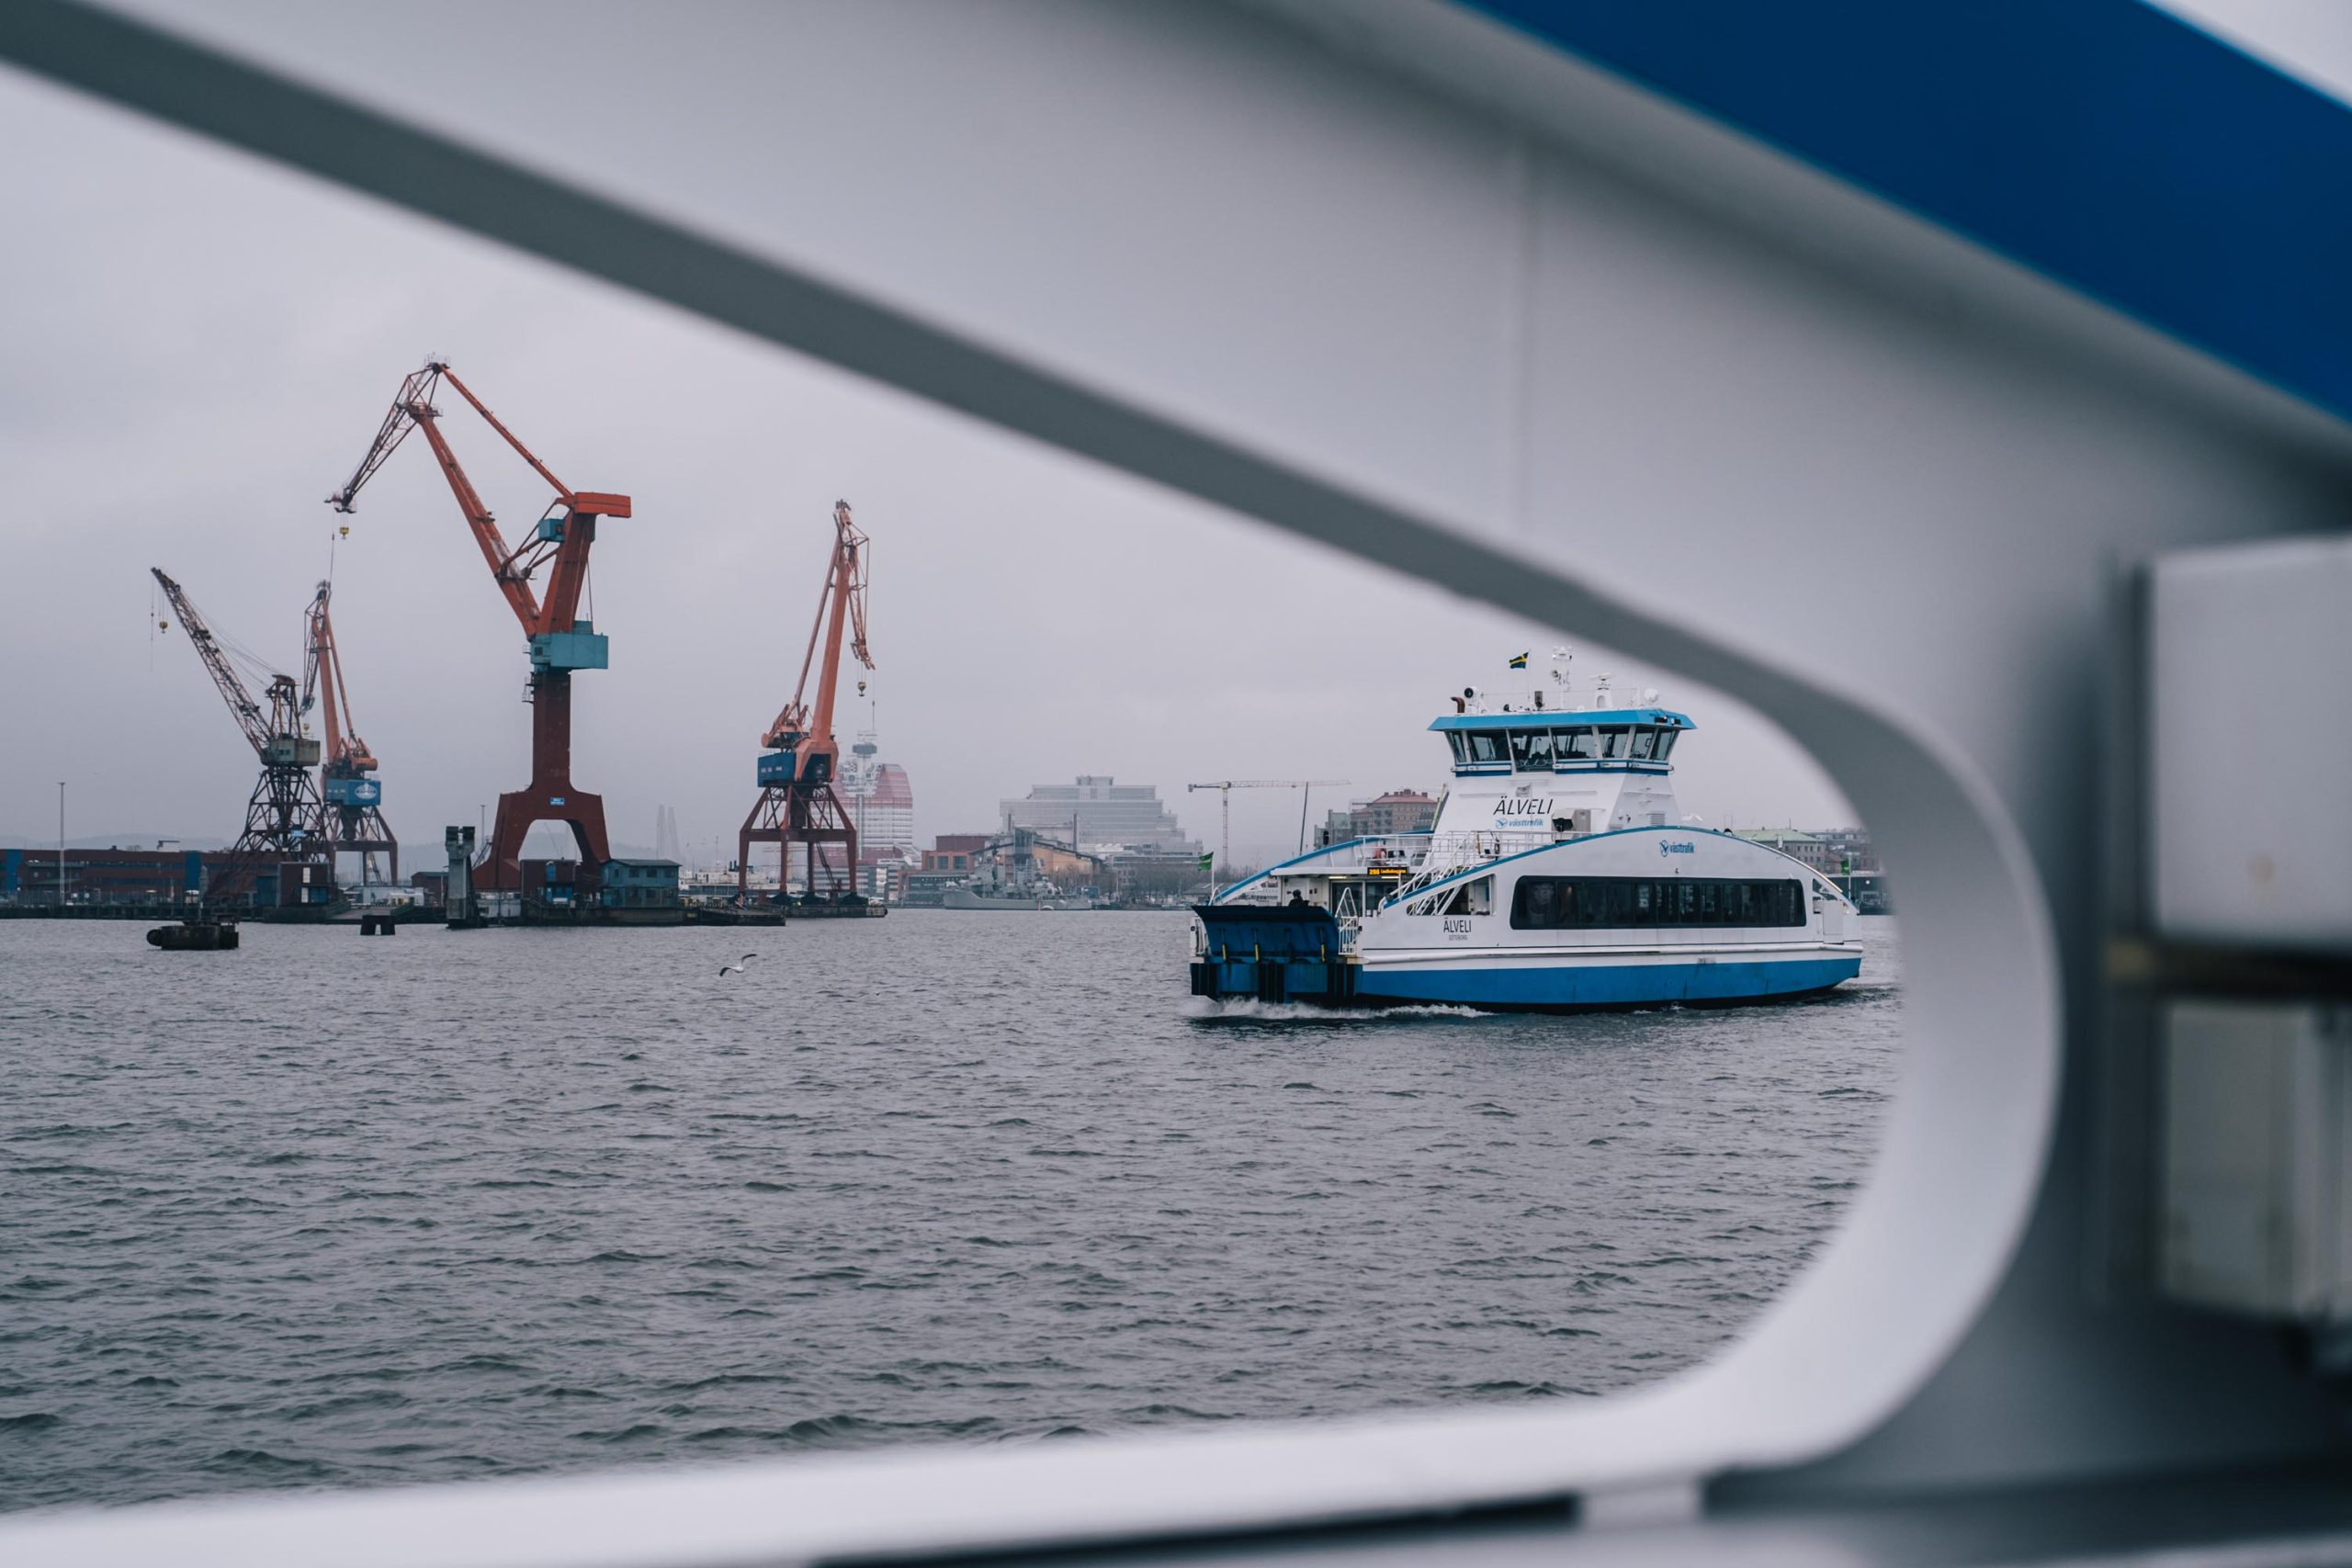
[[0, 914, 1898, 1512]]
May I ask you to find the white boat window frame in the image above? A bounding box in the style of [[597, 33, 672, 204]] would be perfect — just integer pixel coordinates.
[[1463, 729, 1510, 767], [1438, 874, 1493, 916], [0, 8, 2073, 1563]]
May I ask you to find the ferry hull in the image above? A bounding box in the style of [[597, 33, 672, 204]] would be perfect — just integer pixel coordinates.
[[1353, 951, 1860, 1010], [1193, 897, 1862, 1012], [1191, 903, 1357, 1004]]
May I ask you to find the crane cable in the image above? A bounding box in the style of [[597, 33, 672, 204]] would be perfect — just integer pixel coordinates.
[[211, 622, 282, 701]]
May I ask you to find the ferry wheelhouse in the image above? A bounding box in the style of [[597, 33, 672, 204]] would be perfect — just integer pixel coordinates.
[[1191, 663, 1862, 1011]]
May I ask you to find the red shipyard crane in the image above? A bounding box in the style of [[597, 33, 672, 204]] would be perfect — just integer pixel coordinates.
[[151, 568, 325, 888], [327, 360, 630, 893], [740, 501, 874, 902], [302, 581, 398, 888]]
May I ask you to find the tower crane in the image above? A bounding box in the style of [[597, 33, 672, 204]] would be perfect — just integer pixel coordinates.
[[1185, 779, 1351, 879], [302, 581, 399, 890], [740, 501, 874, 902], [151, 568, 324, 901], [326, 359, 630, 893]]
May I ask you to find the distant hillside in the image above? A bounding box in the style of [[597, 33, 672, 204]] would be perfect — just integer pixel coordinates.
[[0, 833, 232, 852]]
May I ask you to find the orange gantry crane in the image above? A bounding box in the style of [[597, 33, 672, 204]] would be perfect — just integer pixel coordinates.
[[740, 501, 875, 902], [302, 580, 398, 888], [326, 360, 630, 893]]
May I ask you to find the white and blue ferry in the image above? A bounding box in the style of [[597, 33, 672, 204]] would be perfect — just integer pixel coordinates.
[[1191, 657, 1862, 1010]]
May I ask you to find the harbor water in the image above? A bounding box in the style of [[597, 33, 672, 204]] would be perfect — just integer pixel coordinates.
[[0, 914, 1901, 1513]]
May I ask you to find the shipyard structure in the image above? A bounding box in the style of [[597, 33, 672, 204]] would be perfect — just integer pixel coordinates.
[[11, 362, 905, 933]]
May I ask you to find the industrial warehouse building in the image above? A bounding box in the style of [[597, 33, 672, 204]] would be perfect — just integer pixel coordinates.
[[515, 857, 681, 915], [600, 858, 683, 908], [3, 846, 206, 905], [0, 846, 333, 909]]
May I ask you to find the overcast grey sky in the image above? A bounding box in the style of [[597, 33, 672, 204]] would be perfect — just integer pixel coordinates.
[[0, 51, 1861, 870]]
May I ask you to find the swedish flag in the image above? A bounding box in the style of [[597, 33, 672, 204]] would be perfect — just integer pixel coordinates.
[[1508, 651, 1529, 670]]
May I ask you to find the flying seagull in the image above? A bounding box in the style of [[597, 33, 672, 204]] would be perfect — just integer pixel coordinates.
[[718, 953, 757, 976]]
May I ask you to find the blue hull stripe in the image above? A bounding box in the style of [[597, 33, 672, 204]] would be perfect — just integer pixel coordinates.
[[1357, 955, 1860, 1008]]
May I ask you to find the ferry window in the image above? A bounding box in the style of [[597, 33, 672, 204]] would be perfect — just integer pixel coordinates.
[[1653, 729, 1679, 761], [1438, 876, 1492, 916], [1510, 729, 1554, 771], [1445, 732, 1471, 767], [1600, 727, 1631, 759], [1562, 727, 1600, 760], [1510, 876, 1806, 930], [1627, 728, 1656, 760], [1511, 877, 1568, 929], [1464, 731, 1510, 766]]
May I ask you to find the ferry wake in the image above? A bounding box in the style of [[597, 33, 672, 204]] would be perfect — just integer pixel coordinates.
[[1190, 655, 1862, 1012]]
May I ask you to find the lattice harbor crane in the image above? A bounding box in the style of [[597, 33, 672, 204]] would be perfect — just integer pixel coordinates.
[[302, 580, 398, 889], [327, 359, 630, 893], [151, 568, 324, 890], [740, 501, 874, 903], [1186, 779, 1351, 881]]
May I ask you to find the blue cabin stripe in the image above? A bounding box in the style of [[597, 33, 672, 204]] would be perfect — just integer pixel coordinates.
[[1466, 0, 2352, 426], [1430, 708, 1693, 731]]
